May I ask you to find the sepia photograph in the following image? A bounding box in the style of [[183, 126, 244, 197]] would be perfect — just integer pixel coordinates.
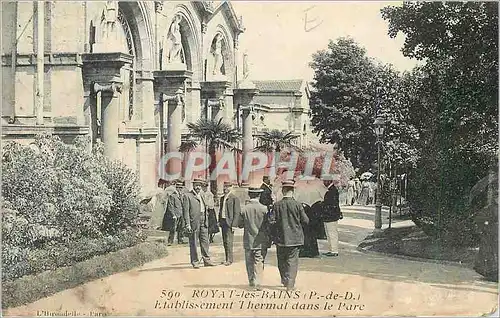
[[1, 0, 498, 316]]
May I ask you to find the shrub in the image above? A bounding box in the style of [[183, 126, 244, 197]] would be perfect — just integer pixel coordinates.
[[96, 159, 141, 234], [408, 144, 496, 247], [2, 135, 141, 244], [2, 228, 145, 282], [2, 241, 168, 309], [2, 134, 144, 281]]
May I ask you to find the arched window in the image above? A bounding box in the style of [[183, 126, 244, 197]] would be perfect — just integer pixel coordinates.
[[117, 9, 136, 122]]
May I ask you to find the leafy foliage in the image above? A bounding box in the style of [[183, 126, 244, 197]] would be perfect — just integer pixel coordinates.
[[254, 129, 300, 153], [185, 118, 241, 151], [184, 118, 242, 191], [2, 228, 144, 282], [309, 37, 419, 172], [382, 2, 498, 245], [3, 241, 168, 309], [2, 134, 143, 280]]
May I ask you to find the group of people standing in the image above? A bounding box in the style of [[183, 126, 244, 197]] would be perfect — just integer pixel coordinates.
[[160, 175, 343, 292], [345, 177, 375, 206]]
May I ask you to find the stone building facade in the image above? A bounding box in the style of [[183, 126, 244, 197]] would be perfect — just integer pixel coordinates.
[[1, 1, 260, 194], [251, 79, 314, 149]]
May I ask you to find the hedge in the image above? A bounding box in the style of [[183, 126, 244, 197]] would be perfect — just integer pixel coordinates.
[[2, 229, 145, 282], [3, 241, 169, 309]]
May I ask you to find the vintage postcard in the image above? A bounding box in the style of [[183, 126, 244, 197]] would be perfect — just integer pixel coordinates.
[[1, 1, 498, 317]]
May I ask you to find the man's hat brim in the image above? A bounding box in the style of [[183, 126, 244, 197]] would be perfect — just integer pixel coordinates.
[[248, 187, 264, 193], [282, 180, 296, 187]]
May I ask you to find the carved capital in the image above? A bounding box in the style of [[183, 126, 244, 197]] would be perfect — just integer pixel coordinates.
[[154, 1, 163, 13], [206, 96, 225, 109], [201, 22, 208, 34], [240, 104, 254, 113], [161, 88, 184, 105], [93, 82, 122, 95]]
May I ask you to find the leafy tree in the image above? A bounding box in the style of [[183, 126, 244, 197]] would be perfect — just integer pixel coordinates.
[[382, 2, 498, 156], [254, 129, 300, 175], [309, 37, 417, 172], [382, 2, 498, 245]]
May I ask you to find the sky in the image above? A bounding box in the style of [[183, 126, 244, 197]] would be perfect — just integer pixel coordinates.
[[231, 1, 420, 81]]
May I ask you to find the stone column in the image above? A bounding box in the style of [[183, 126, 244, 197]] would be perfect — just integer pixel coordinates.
[[164, 90, 183, 176], [153, 70, 192, 181], [82, 52, 133, 158], [95, 82, 122, 160], [201, 81, 231, 123], [241, 104, 253, 183], [206, 97, 224, 122], [234, 86, 259, 184]]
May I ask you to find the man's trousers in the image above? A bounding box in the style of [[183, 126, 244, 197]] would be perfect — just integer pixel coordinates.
[[188, 225, 210, 266], [324, 221, 339, 253], [221, 221, 234, 263], [244, 248, 268, 287], [167, 217, 184, 244], [276, 245, 300, 288]]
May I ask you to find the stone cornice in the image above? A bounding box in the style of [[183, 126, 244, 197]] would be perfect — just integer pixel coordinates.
[[81, 52, 134, 64], [2, 125, 89, 136], [118, 126, 158, 139], [2, 52, 83, 67], [200, 80, 232, 96], [135, 70, 154, 81], [153, 70, 193, 81]]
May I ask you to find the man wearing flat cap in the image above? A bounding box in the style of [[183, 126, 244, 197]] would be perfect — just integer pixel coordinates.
[[183, 178, 216, 268], [238, 186, 271, 290], [218, 181, 241, 266], [269, 179, 309, 291]]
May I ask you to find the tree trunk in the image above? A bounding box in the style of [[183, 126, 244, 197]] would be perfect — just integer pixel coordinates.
[[208, 142, 218, 198], [273, 146, 280, 180]]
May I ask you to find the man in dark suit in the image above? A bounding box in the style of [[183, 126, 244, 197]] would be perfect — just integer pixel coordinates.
[[322, 177, 343, 257], [259, 176, 274, 209], [238, 187, 271, 291], [183, 178, 217, 268], [166, 179, 186, 245], [218, 181, 241, 266], [269, 180, 309, 291]]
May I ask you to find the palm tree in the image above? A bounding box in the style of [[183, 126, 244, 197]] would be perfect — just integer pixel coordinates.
[[181, 118, 241, 194], [254, 129, 301, 178]]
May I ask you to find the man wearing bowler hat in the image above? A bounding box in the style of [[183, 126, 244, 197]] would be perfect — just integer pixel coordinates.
[[322, 175, 343, 257], [238, 186, 271, 290], [269, 179, 309, 291], [165, 179, 187, 245], [259, 176, 274, 210], [183, 178, 217, 268], [219, 181, 241, 266]]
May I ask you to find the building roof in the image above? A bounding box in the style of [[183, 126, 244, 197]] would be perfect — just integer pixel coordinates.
[[253, 79, 305, 92]]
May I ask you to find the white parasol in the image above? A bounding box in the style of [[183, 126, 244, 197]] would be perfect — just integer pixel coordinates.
[[360, 172, 374, 180], [292, 179, 327, 206]]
